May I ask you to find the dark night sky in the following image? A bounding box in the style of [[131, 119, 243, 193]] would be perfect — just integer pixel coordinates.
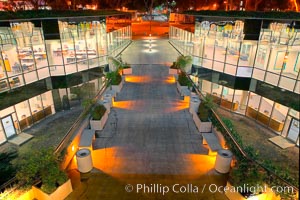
[[100, 0, 297, 12]]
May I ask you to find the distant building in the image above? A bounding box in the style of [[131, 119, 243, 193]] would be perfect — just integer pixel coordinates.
[[0, 13, 131, 144], [170, 13, 300, 146]]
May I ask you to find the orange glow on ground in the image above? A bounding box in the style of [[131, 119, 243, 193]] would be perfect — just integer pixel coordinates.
[[182, 154, 216, 176], [125, 75, 152, 83], [164, 100, 189, 113], [164, 75, 176, 84], [112, 100, 145, 111], [91, 147, 125, 177]]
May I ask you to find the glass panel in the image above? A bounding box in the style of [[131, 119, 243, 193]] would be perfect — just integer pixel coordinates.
[[15, 100, 33, 130], [11, 112, 20, 134], [8, 76, 23, 89], [239, 41, 257, 67], [289, 108, 299, 120], [38, 67, 50, 80], [252, 68, 265, 81], [233, 90, 249, 115], [33, 44, 48, 69], [65, 63, 77, 75], [213, 61, 224, 72], [294, 81, 300, 94], [88, 57, 99, 69], [224, 64, 237, 75], [203, 59, 213, 69], [24, 71, 38, 84], [220, 87, 236, 111], [265, 72, 279, 86], [279, 76, 296, 92], [45, 40, 64, 66], [50, 65, 65, 76], [0, 79, 9, 92], [204, 38, 214, 59], [281, 51, 299, 79], [214, 46, 226, 62], [267, 49, 286, 74], [270, 103, 288, 133], [287, 118, 299, 142], [77, 59, 88, 72], [254, 45, 269, 70], [200, 80, 211, 96], [0, 106, 14, 118], [258, 97, 274, 127], [29, 95, 44, 123], [236, 66, 252, 77], [246, 92, 261, 119], [282, 116, 292, 137], [211, 83, 222, 105], [1, 115, 16, 138], [2, 45, 18, 78], [41, 91, 55, 116], [0, 123, 6, 144], [226, 40, 239, 65]]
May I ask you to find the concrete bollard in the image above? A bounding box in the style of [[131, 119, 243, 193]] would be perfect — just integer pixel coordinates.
[[214, 149, 233, 174], [76, 148, 93, 173]]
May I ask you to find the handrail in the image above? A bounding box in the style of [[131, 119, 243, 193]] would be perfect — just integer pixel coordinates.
[[170, 39, 298, 192], [0, 177, 17, 193], [190, 77, 299, 192], [0, 80, 109, 195], [54, 80, 108, 154], [1, 42, 131, 195]]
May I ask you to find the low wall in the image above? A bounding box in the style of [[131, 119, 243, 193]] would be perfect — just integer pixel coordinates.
[[192, 112, 212, 133]]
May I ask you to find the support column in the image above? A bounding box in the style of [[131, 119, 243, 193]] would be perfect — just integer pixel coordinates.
[[239, 90, 248, 110]]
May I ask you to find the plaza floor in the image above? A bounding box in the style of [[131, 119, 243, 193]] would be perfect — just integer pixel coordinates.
[[66, 64, 229, 200]]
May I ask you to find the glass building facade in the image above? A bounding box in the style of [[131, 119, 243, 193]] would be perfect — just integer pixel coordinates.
[[0, 14, 131, 144], [170, 14, 300, 146]]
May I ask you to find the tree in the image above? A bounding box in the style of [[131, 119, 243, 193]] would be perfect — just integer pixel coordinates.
[[16, 148, 68, 194]]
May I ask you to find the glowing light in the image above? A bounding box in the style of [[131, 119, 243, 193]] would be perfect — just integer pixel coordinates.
[[142, 49, 158, 53], [112, 100, 143, 111], [164, 100, 189, 113], [125, 75, 152, 83], [91, 147, 125, 178], [71, 145, 75, 152], [164, 76, 176, 84], [182, 154, 216, 175]]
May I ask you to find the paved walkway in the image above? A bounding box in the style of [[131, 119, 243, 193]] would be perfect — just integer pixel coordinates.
[[66, 63, 229, 199], [93, 64, 207, 174]]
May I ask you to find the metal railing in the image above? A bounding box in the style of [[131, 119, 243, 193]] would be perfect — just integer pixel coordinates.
[[54, 80, 108, 154], [190, 80, 299, 193]]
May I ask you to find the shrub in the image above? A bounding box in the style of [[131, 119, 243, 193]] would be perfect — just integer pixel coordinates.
[[170, 62, 178, 69], [178, 73, 191, 87], [198, 102, 209, 122], [197, 95, 215, 122], [92, 104, 106, 120], [0, 150, 18, 185], [16, 148, 68, 194], [106, 71, 122, 85], [122, 63, 131, 69]]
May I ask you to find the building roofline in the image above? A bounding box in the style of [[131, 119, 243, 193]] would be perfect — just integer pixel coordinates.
[[0, 10, 130, 22], [182, 11, 300, 21]]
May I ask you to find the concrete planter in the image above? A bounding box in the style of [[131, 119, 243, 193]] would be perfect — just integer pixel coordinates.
[[32, 179, 73, 200], [192, 113, 212, 133], [111, 77, 124, 93], [189, 97, 200, 115], [90, 111, 108, 130], [123, 68, 132, 75], [176, 81, 188, 95], [169, 68, 178, 75]]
